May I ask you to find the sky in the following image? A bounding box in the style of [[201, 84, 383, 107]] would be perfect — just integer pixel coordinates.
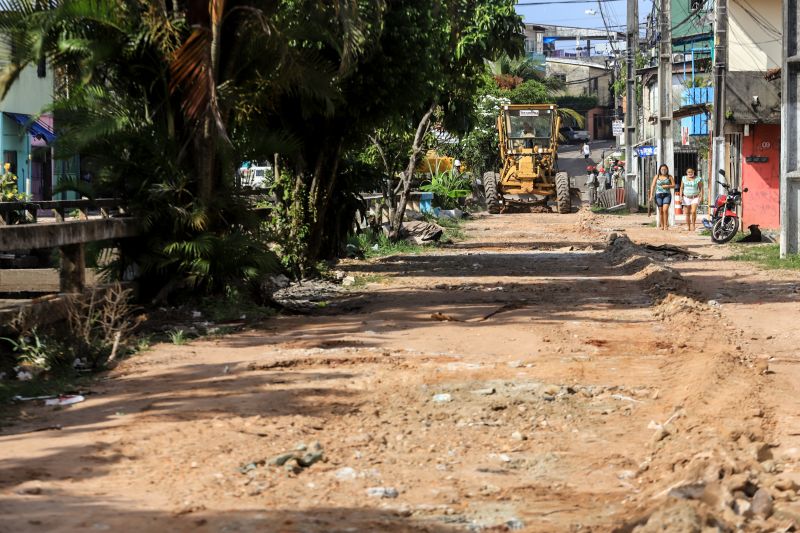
[[515, 0, 653, 55]]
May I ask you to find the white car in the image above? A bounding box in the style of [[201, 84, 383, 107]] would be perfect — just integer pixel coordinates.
[[240, 165, 271, 188]]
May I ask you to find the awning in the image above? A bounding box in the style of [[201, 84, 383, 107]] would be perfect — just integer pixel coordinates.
[[4, 112, 55, 144]]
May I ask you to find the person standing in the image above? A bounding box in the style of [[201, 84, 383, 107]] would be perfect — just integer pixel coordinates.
[[649, 164, 675, 230], [582, 142, 591, 161], [680, 168, 703, 232]]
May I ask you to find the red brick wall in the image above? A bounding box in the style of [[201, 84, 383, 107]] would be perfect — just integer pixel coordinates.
[[741, 124, 780, 230]]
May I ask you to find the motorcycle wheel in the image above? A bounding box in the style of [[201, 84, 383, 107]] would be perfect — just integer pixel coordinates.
[[711, 216, 739, 244]]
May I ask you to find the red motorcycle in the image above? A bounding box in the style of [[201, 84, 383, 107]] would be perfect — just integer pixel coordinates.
[[703, 171, 747, 244]]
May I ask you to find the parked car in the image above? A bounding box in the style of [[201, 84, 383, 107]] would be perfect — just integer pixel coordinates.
[[559, 127, 590, 144]]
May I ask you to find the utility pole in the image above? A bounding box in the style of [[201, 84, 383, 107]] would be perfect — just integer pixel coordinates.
[[710, 0, 727, 204], [781, 0, 800, 256], [624, 0, 639, 210], [656, 0, 673, 226]]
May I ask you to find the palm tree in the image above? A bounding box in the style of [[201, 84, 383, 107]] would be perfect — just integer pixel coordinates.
[[0, 0, 377, 293]]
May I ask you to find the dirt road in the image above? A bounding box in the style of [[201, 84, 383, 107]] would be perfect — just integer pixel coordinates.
[[2, 211, 800, 532]]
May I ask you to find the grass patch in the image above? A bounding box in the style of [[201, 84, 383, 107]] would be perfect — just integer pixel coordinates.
[[730, 244, 800, 271], [432, 215, 467, 241], [168, 329, 190, 345], [699, 228, 711, 236], [348, 274, 388, 289], [351, 229, 428, 259], [349, 214, 468, 259]]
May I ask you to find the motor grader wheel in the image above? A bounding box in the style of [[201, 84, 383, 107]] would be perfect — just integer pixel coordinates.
[[555, 171, 571, 214], [483, 171, 501, 214]]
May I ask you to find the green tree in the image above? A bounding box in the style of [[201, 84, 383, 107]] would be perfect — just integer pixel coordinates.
[[371, 0, 523, 239], [0, 0, 388, 290]]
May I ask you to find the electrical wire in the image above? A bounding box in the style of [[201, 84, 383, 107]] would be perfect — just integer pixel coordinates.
[[596, 0, 620, 55], [516, 0, 622, 4], [732, 0, 780, 37]]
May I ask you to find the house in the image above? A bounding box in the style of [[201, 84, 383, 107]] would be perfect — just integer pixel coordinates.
[[638, 59, 709, 189], [547, 58, 615, 140], [634, 0, 714, 204], [722, 0, 781, 230], [0, 60, 55, 201]]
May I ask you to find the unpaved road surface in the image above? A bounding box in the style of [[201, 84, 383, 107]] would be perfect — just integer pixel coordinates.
[[2, 211, 800, 532]]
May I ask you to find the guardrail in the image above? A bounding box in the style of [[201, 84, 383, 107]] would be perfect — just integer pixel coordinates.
[[0, 198, 127, 225], [0, 198, 137, 293], [0, 192, 273, 294]]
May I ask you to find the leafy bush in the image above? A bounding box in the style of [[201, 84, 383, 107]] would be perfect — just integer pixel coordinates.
[[420, 171, 472, 209], [508, 79, 551, 104], [460, 91, 511, 179], [555, 95, 599, 112]]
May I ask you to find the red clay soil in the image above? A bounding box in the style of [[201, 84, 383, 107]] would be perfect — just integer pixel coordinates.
[[1, 210, 799, 532]]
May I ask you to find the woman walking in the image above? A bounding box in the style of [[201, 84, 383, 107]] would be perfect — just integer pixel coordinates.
[[680, 168, 703, 231], [649, 164, 675, 230]]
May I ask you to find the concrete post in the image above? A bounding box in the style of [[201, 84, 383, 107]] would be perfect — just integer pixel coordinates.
[[624, 0, 639, 210], [781, 0, 800, 256], [656, 0, 674, 226], [710, 0, 727, 204], [59, 243, 85, 293]]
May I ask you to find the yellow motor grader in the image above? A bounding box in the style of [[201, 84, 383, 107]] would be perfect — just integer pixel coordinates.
[[483, 104, 572, 214]]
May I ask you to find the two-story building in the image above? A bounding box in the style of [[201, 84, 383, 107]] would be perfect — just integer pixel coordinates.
[[722, 0, 781, 230], [521, 23, 619, 140], [0, 60, 55, 201]]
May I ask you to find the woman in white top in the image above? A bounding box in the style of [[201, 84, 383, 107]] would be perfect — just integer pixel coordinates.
[[679, 168, 703, 232]]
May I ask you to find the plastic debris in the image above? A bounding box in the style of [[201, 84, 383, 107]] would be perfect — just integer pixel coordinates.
[[366, 487, 399, 498], [45, 395, 85, 407]]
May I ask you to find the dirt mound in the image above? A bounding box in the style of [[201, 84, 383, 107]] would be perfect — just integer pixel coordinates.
[[605, 234, 693, 299], [574, 207, 604, 237], [653, 293, 716, 321]]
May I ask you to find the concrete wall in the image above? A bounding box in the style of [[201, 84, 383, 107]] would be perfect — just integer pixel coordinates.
[[0, 64, 54, 115], [741, 124, 780, 229], [728, 0, 781, 72]]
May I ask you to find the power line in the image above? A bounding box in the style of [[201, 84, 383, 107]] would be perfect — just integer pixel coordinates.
[[516, 0, 622, 5]]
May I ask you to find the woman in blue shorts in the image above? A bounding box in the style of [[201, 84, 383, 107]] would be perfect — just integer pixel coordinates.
[[649, 164, 675, 230]]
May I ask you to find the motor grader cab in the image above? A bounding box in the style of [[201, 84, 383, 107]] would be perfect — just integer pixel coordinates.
[[483, 104, 571, 214]]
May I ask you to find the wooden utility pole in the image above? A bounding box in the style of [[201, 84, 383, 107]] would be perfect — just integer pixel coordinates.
[[624, 0, 639, 210], [656, 0, 673, 226], [710, 0, 727, 203], [782, 0, 800, 256]]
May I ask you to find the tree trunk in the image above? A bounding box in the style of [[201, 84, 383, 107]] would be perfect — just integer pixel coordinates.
[[389, 102, 436, 240], [369, 134, 397, 231], [305, 137, 344, 264]]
